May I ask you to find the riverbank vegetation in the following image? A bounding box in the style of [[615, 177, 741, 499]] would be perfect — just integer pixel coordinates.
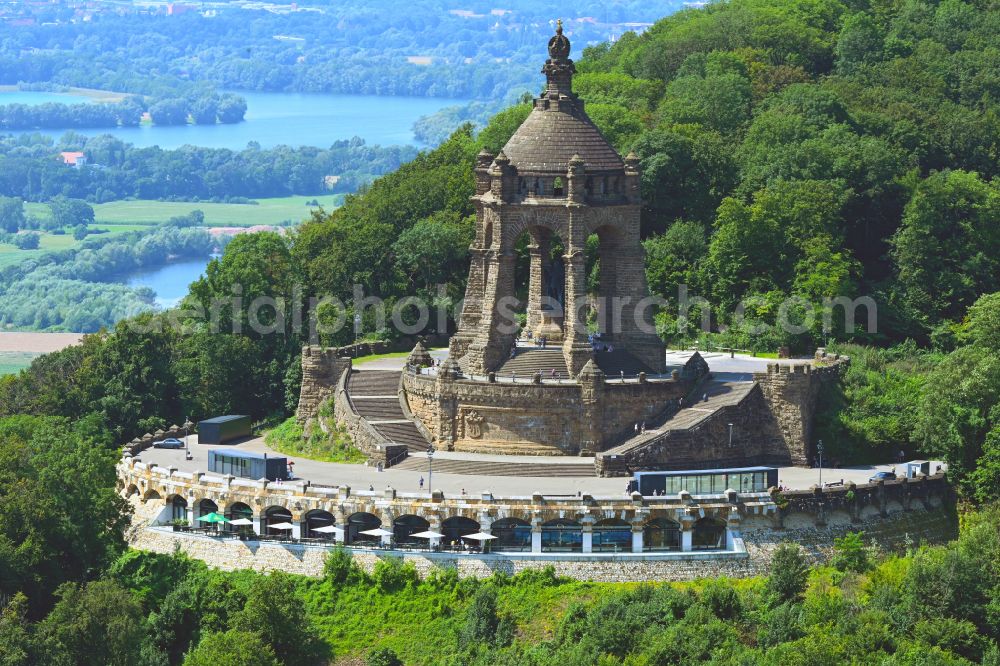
[[0, 225, 214, 332], [0, 90, 247, 131], [0, 133, 415, 203]]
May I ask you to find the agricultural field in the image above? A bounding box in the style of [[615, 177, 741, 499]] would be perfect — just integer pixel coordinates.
[[5, 196, 344, 269], [0, 351, 39, 375], [25, 195, 343, 227]]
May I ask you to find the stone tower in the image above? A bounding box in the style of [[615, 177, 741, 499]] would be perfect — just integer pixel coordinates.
[[449, 21, 665, 377]]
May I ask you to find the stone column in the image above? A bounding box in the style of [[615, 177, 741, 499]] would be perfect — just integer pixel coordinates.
[[186, 504, 195, 528], [631, 521, 644, 553], [292, 516, 304, 540], [451, 247, 489, 361], [581, 523, 593, 554], [467, 250, 518, 373], [429, 516, 443, 550], [578, 361, 605, 455], [531, 520, 542, 553], [680, 515, 695, 552], [252, 513, 263, 536], [561, 239, 594, 375], [726, 509, 741, 551], [526, 236, 549, 336]]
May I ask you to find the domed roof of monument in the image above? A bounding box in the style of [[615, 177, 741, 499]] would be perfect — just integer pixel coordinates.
[[500, 22, 625, 174], [501, 108, 625, 173]]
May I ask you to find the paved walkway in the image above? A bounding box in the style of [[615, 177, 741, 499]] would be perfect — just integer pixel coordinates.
[[139, 436, 898, 497]]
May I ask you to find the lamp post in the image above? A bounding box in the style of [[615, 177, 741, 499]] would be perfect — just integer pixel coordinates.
[[817, 440, 824, 488], [427, 445, 434, 495]]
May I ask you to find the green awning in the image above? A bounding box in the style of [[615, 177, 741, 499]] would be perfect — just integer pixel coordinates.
[[197, 512, 230, 524]]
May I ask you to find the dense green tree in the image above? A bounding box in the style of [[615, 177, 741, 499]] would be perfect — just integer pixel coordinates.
[[149, 98, 189, 126], [231, 572, 328, 666], [892, 170, 1000, 328], [0, 593, 32, 666], [392, 211, 473, 293], [915, 344, 1000, 501], [189, 97, 218, 125], [183, 630, 279, 666], [49, 196, 95, 228], [767, 544, 810, 603], [0, 415, 128, 617], [33, 579, 146, 666], [11, 232, 39, 250], [0, 196, 24, 233], [644, 220, 707, 301]]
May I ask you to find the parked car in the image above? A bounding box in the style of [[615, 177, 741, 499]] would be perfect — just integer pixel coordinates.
[[153, 438, 184, 449], [869, 470, 897, 482]]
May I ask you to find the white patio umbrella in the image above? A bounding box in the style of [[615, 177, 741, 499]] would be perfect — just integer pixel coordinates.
[[269, 522, 295, 530], [410, 530, 445, 539], [312, 525, 343, 534], [462, 532, 498, 541], [229, 518, 254, 526], [359, 527, 394, 538]]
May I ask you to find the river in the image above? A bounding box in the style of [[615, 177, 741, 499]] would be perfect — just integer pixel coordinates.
[[1, 90, 467, 149], [126, 258, 214, 309]]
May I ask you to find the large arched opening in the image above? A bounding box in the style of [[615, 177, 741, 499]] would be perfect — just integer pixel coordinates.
[[592, 518, 631, 552], [305, 509, 336, 539], [643, 517, 681, 552], [692, 517, 727, 550], [491, 517, 531, 552], [166, 494, 187, 523], [441, 516, 479, 548], [226, 502, 253, 534], [541, 518, 582, 552], [510, 225, 567, 350], [392, 514, 430, 546], [263, 506, 293, 538], [347, 512, 381, 545]]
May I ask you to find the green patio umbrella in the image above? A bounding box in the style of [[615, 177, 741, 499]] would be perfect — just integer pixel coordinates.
[[197, 512, 230, 524]]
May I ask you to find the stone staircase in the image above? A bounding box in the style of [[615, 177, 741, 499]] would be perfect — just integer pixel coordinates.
[[496, 347, 569, 377], [392, 454, 597, 477], [596, 380, 758, 475], [594, 347, 655, 377], [345, 370, 431, 452]]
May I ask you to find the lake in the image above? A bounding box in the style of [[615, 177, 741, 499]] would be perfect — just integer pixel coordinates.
[[126, 258, 211, 308], [1, 90, 467, 149]]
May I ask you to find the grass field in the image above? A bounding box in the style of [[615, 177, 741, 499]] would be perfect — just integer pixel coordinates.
[[0, 351, 40, 376], [5, 196, 343, 270], [0, 224, 153, 269], [26, 195, 344, 228]]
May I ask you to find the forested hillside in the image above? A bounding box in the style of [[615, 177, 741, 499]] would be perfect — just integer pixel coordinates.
[[2, 0, 1000, 663], [2, 0, 999, 494]]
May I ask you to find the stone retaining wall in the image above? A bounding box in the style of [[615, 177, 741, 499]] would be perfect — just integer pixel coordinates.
[[401, 359, 691, 456]]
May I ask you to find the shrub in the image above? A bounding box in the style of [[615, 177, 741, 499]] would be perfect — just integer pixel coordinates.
[[366, 647, 403, 666], [766, 544, 809, 603], [372, 557, 419, 592], [323, 547, 361, 586], [832, 531, 870, 573]]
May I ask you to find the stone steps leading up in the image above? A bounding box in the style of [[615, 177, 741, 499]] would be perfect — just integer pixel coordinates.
[[392, 455, 596, 477], [496, 348, 569, 377], [596, 380, 757, 474], [594, 348, 654, 377], [346, 370, 403, 396], [345, 369, 431, 453]]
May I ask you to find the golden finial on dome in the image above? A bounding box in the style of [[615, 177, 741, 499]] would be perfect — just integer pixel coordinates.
[[556, 19, 563, 34]]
